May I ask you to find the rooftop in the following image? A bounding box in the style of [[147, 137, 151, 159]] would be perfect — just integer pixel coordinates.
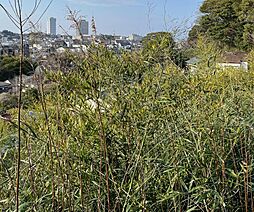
[[222, 52, 248, 64]]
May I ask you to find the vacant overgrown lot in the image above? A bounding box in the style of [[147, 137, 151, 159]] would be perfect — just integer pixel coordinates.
[[0, 47, 254, 211]]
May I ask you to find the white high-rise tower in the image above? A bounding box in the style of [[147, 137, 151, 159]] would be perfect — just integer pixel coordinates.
[[47, 17, 56, 35]]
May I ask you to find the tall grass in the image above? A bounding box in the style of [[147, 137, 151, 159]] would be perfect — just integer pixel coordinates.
[[0, 46, 254, 211]]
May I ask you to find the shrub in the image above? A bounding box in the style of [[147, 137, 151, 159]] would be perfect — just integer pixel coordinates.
[[0, 46, 254, 211]]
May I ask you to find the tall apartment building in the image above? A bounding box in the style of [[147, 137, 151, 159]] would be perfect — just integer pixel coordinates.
[[76, 19, 89, 36], [47, 17, 56, 35]]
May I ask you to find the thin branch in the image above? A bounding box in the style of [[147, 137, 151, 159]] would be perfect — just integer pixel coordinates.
[[0, 1, 53, 211], [163, 0, 168, 31], [22, 0, 43, 25], [24, 0, 53, 32], [13, 0, 20, 18], [146, 0, 155, 32], [0, 4, 19, 28], [8, 0, 19, 19]]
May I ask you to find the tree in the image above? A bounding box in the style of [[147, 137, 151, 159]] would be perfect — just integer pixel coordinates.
[[189, 0, 254, 50], [0, 57, 35, 81], [142, 32, 175, 60], [142, 32, 187, 68], [194, 36, 222, 73], [239, 0, 254, 48]]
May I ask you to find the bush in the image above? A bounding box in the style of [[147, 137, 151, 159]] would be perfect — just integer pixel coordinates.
[[0, 46, 254, 211], [142, 32, 187, 68], [247, 49, 254, 70]]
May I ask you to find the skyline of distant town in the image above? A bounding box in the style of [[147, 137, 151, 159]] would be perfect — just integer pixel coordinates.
[[0, 0, 202, 36], [0, 16, 153, 38], [0, 15, 193, 39]]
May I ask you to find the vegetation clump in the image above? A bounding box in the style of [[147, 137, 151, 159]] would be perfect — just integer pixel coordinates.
[[0, 56, 36, 81], [189, 0, 254, 51], [0, 44, 254, 211]]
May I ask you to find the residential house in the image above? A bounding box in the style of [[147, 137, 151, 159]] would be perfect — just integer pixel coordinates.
[[186, 52, 249, 72], [114, 39, 132, 50], [0, 81, 12, 93], [52, 40, 67, 49], [218, 52, 248, 70], [186, 57, 200, 72]]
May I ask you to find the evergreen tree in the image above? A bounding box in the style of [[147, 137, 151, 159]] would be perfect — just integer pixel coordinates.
[[189, 0, 254, 50]]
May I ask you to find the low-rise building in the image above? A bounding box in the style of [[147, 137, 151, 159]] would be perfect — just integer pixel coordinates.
[[0, 81, 12, 93], [114, 39, 132, 49], [128, 34, 143, 42], [218, 52, 248, 70], [186, 52, 249, 72]]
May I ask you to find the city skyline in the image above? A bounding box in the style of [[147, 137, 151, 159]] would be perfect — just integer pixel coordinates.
[[0, 0, 202, 36]]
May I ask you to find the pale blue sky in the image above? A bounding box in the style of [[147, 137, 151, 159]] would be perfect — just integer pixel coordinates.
[[0, 0, 202, 36]]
